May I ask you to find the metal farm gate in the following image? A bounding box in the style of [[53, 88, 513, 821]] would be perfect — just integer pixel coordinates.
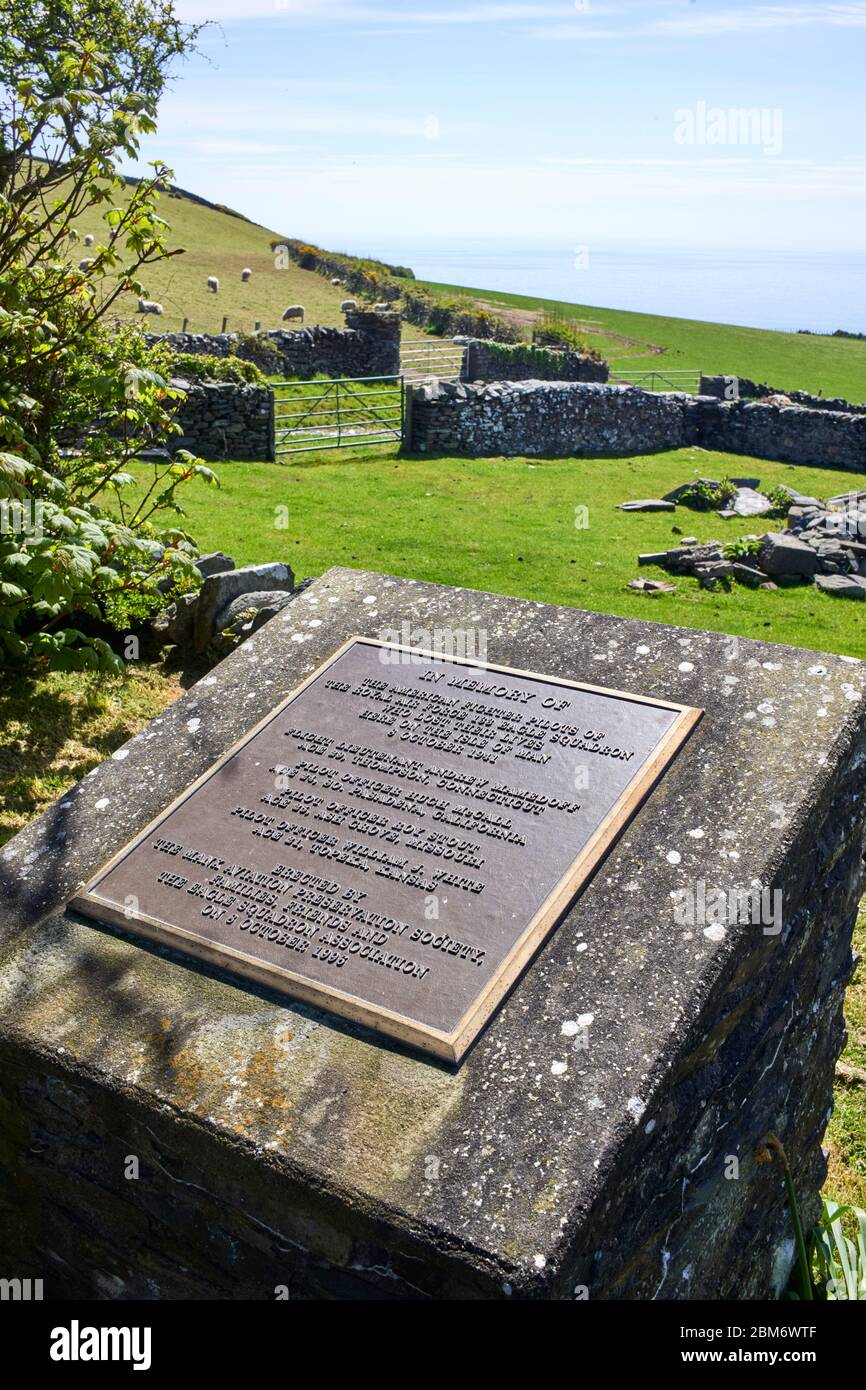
[[400, 338, 466, 382], [609, 368, 702, 394], [271, 375, 404, 456]]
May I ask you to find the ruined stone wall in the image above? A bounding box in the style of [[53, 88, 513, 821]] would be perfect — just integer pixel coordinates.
[[700, 374, 866, 415], [462, 338, 609, 384]]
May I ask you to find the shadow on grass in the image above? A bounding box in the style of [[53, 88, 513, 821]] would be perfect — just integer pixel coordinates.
[[0, 646, 215, 846]]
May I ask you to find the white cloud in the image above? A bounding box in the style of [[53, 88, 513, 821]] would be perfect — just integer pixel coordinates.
[[176, 0, 866, 37], [651, 2, 866, 36], [535, 1, 866, 40], [174, 0, 600, 25]]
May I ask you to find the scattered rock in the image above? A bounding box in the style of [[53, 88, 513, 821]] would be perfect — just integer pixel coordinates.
[[196, 551, 236, 579], [194, 562, 295, 653], [214, 590, 294, 634], [617, 499, 676, 512], [628, 578, 677, 593], [150, 591, 198, 647], [758, 533, 819, 578], [731, 563, 766, 588], [728, 487, 774, 518], [815, 574, 866, 599]]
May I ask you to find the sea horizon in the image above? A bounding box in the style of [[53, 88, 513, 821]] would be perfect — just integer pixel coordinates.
[[330, 238, 866, 338]]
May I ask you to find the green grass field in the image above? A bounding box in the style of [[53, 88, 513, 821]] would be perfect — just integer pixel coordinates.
[[128, 445, 866, 661], [422, 278, 866, 403]]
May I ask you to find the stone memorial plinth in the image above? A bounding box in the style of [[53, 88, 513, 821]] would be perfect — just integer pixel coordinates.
[[0, 568, 863, 1300]]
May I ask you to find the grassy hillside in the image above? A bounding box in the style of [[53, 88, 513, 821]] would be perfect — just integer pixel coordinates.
[[86, 184, 349, 334], [72, 182, 866, 401], [422, 278, 866, 403]]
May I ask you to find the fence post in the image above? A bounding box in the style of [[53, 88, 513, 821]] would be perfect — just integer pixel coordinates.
[[182, 317, 188, 333], [403, 378, 412, 451], [221, 315, 228, 334], [268, 386, 276, 462]]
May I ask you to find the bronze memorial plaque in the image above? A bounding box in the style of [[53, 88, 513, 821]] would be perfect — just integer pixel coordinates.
[[72, 638, 702, 1062]]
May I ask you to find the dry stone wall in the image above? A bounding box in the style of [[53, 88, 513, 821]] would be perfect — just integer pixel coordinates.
[[462, 338, 609, 384], [689, 396, 866, 469], [408, 379, 866, 471], [170, 378, 271, 461], [149, 309, 401, 383]]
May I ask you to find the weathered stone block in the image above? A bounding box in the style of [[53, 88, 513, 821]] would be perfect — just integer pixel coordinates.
[[194, 562, 295, 652], [758, 533, 820, 577], [0, 568, 863, 1300]]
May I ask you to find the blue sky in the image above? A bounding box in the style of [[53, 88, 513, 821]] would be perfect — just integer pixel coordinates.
[[130, 1, 866, 256]]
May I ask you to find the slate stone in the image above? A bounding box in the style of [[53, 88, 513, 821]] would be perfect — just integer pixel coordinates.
[[828, 490, 866, 509], [815, 574, 866, 598], [662, 478, 721, 503], [731, 563, 767, 588], [195, 551, 236, 579], [617, 499, 676, 512], [150, 591, 198, 647], [1, 567, 864, 1302], [758, 533, 820, 577], [728, 487, 773, 518], [194, 562, 295, 653], [213, 589, 294, 637], [627, 577, 676, 592], [776, 484, 822, 507]]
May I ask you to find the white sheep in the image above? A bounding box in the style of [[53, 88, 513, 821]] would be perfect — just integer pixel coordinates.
[[78, 258, 95, 271], [241, 268, 252, 282], [331, 277, 342, 286], [282, 305, 304, 323], [340, 299, 358, 312], [207, 276, 220, 293], [373, 302, 390, 312], [83, 234, 94, 247], [137, 298, 164, 315], [67, 229, 79, 242]]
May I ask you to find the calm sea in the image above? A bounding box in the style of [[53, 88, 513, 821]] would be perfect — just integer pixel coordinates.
[[350, 239, 866, 337]]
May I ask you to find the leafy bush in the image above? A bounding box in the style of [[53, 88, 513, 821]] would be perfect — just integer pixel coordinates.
[[676, 478, 738, 511], [170, 353, 266, 385], [0, 0, 209, 672], [723, 536, 763, 560], [422, 295, 521, 343], [532, 312, 591, 352], [764, 484, 796, 518]]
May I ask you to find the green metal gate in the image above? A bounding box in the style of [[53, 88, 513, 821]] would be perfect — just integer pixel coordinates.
[[271, 375, 404, 456]]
